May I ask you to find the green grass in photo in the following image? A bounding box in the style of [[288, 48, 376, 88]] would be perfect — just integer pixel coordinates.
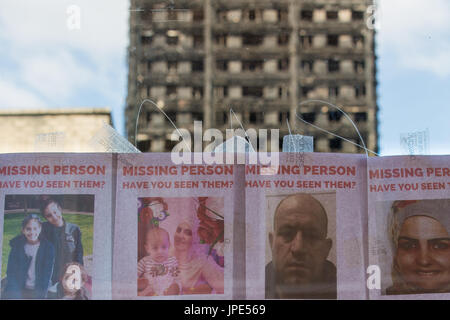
[[1, 212, 94, 278]]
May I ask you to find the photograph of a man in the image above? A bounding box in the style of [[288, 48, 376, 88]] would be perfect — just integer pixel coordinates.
[[265, 193, 337, 299]]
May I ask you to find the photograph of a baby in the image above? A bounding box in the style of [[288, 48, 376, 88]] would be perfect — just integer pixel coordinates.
[[137, 197, 225, 297], [137, 227, 180, 296]]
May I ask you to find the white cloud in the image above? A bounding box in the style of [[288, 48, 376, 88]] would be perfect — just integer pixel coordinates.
[[0, 0, 130, 131], [378, 0, 450, 77], [0, 78, 45, 109], [402, 43, 450, 77], [0, 0, 129, 56], [20, 50, 95, 102]]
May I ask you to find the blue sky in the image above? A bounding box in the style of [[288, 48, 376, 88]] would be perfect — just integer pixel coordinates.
[[377, 0, 450, 155], [0, 0, 449, 155]]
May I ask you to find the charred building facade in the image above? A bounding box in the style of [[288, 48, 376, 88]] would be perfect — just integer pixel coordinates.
[[126, 0, 378, 153]]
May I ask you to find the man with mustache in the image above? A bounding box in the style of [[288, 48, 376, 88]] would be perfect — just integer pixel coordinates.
[[265, 193, 337, 299]]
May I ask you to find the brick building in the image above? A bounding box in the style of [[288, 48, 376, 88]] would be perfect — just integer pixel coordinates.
[[0, 108, 112, 153]]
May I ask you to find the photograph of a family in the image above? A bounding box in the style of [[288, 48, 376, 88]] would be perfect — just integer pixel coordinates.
[[1, 194, 94, 300]]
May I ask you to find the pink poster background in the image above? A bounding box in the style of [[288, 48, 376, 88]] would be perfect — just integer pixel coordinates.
[[112, 153, 235, 300], [0, 153, 113, 299], [246, 152, 368, 299], [368, 155, 450, 300]]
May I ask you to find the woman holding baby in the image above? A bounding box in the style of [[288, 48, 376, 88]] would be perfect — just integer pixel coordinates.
[[137, 197, 224, 296], [137, 220, 224, 296]]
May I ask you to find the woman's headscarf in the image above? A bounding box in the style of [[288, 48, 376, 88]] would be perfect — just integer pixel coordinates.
[[172, 201, 202, 257], [172, 216, 209, 292], [389, 199, 450, 250]]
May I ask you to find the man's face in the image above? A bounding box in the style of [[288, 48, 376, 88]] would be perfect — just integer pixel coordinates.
[[43, 202, 64, 227], [395, 216, 450, 292], [270, 195, 331, 286]]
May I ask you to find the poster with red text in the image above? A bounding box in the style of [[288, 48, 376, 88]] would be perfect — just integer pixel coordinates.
[[0, 153, 113, 299], [368, 155, 450, 300], [246, 153, 368, 300], [112, 153, 240, 300]]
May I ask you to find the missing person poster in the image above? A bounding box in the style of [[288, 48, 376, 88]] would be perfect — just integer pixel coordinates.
[[1, 152, 448, 300], [246, 153, 368, 300], [112, 153, 238, 299], [0, 153, 113, 300], [368, 155, 450, 300]]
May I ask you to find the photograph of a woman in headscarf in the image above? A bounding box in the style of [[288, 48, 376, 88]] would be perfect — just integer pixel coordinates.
[[386, 199, 450, 295]]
